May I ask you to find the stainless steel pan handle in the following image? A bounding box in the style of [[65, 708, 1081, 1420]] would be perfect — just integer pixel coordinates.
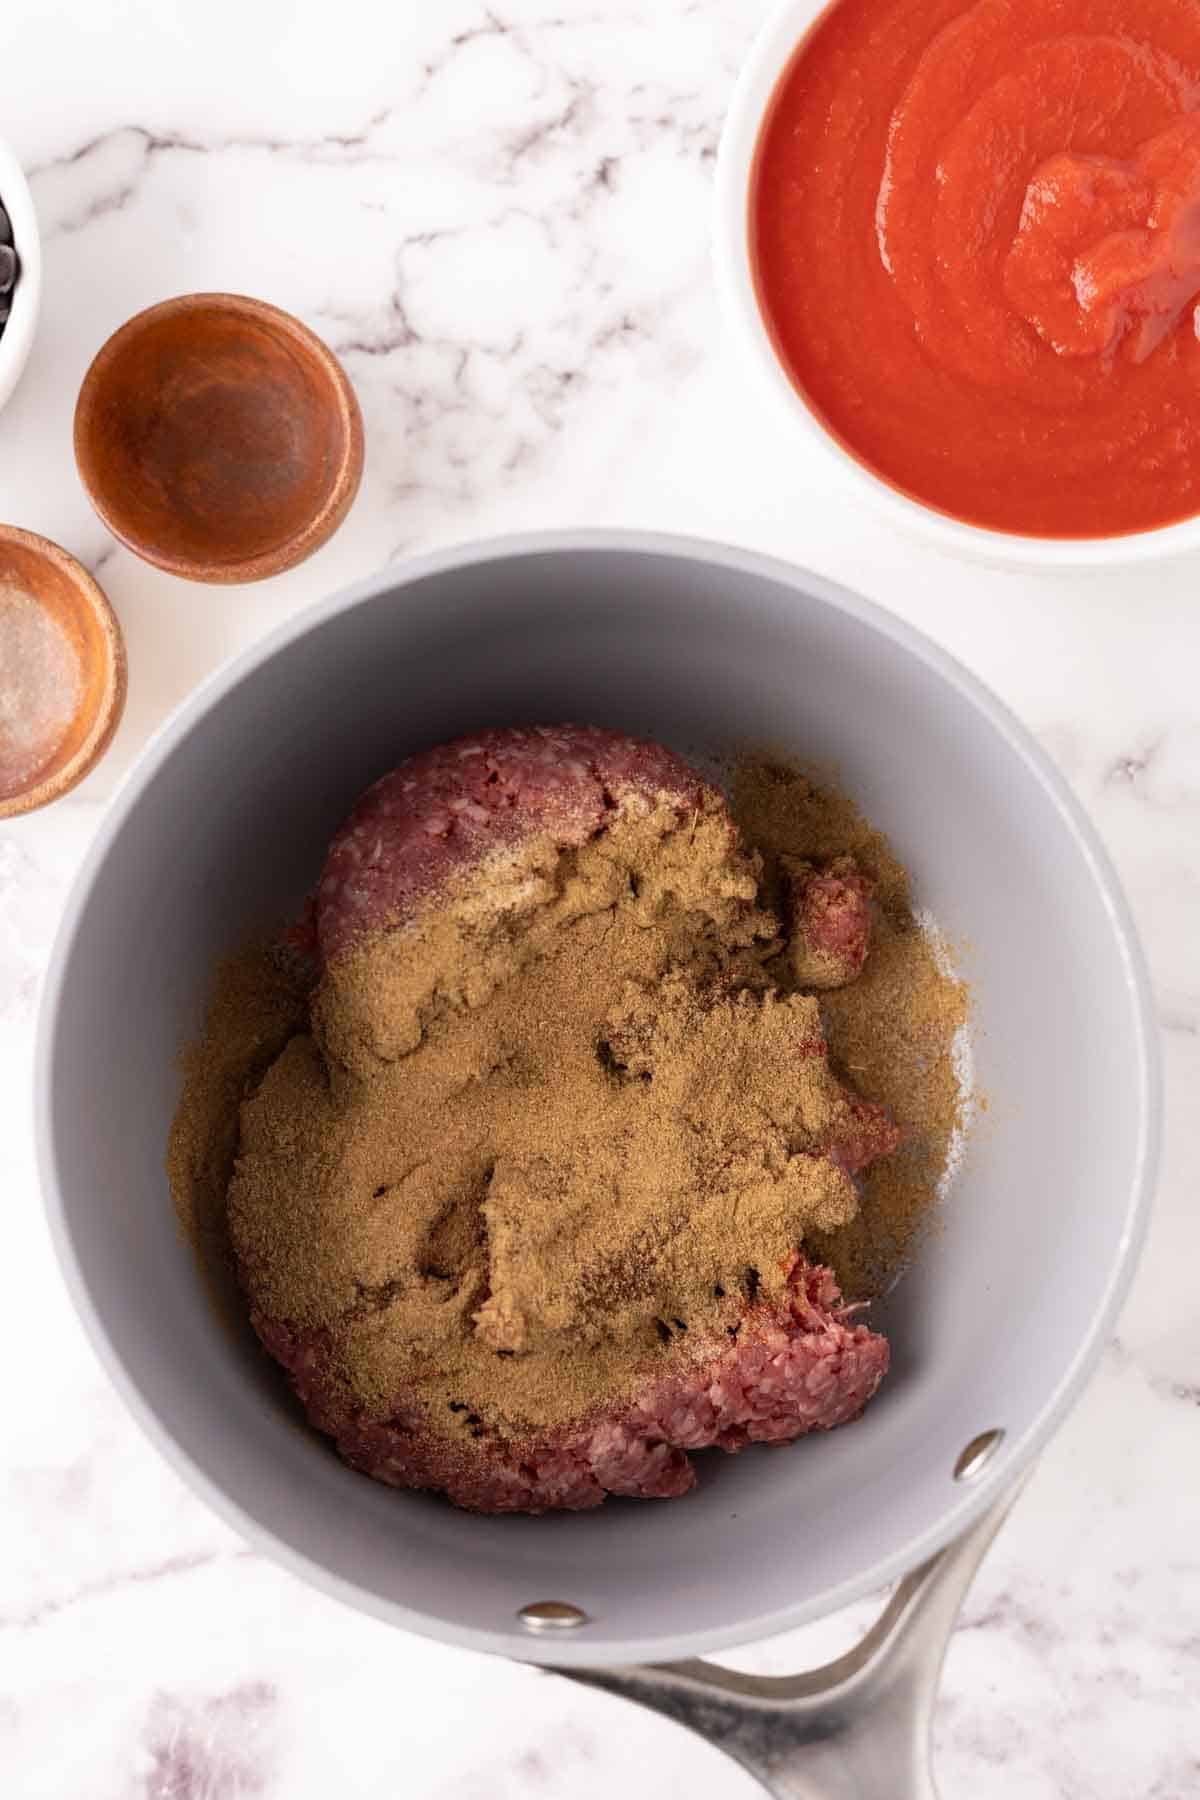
[[554, 1482, 1025, 1798]]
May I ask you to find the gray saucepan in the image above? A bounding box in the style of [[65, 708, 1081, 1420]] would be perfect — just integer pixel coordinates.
[[36, 532, 1159, 1796]]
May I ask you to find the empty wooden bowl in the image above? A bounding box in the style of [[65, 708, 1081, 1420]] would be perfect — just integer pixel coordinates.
[[74, 294, 364, 584], [0, 525, 126, 817]]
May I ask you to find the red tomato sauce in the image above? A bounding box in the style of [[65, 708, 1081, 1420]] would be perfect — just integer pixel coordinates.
[[751, 0, 1200, 538]]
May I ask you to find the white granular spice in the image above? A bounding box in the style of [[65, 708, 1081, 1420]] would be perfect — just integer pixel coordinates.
[[0, 583, 83, 790]]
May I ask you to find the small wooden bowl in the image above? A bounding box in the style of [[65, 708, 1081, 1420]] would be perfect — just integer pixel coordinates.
[[74, 294, 364, 584], [0, 526, 126, 818]]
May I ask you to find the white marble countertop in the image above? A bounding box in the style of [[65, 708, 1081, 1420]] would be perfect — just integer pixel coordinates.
[[1, 2, 1197, 1795]]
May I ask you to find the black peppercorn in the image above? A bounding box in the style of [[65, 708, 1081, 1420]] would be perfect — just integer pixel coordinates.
[[0, 198, 19, 340]]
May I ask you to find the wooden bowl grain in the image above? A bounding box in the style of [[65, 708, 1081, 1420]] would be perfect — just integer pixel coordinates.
[[0, 525, 126, 818], [74, 294, 364, 584]]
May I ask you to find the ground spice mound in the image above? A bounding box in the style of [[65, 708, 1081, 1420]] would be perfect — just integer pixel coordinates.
[[169, 734, 969, 1510], [167, 942, 311, 1324], [731, 757, 970, 1295]]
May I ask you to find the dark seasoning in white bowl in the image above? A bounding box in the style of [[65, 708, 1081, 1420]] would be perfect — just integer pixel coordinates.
[[0, 198, 19, 334], [0, 139, 40, 412]]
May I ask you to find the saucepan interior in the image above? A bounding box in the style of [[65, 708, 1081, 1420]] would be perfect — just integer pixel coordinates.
[[37, 533, 1158, 1666]]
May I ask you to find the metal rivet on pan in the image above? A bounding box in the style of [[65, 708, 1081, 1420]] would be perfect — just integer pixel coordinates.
[[518, 1601, 590, 1632], [954, 1428, 1005, 1481]]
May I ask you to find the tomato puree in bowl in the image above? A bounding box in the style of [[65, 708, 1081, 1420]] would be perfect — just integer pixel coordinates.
[[751, 0, 1200, 538]]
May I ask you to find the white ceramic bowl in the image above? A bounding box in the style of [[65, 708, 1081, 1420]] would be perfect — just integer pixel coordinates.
[[0, 138, 40, 414], [713, 0, 1200, 570]]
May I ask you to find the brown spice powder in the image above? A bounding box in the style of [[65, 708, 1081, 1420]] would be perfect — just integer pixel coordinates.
[[167, 943, 312, 1323], [170, 758, 969, 1443], [731, 757, 970, 1295]]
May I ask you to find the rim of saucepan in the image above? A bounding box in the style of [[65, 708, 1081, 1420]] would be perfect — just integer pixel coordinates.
[[713, 0, 1200, 571], [34, 531, 1161, 1666], [0, 137, 42, 415]]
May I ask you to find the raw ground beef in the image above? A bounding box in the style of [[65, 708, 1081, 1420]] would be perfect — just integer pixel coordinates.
[[246, 725, 894, 1514], [784, 856, 874, 990], [254, 1256, 888, 1514], [317, 725, 706, 963]]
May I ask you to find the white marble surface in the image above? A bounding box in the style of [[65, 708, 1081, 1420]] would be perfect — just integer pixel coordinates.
[[1, 1, 1197, 1794]]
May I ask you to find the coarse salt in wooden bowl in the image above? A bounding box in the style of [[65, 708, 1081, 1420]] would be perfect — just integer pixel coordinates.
[[0, 525, 126, 818], [74, 293, 364, 584]]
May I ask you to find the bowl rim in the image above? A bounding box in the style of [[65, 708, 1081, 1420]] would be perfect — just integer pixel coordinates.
[[0, 524, 127, 819], [34, 529, 1162, 1663], [73, 291, 365, 584], [712, 0, 1200, 570], [0, 136, 42, 416]]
